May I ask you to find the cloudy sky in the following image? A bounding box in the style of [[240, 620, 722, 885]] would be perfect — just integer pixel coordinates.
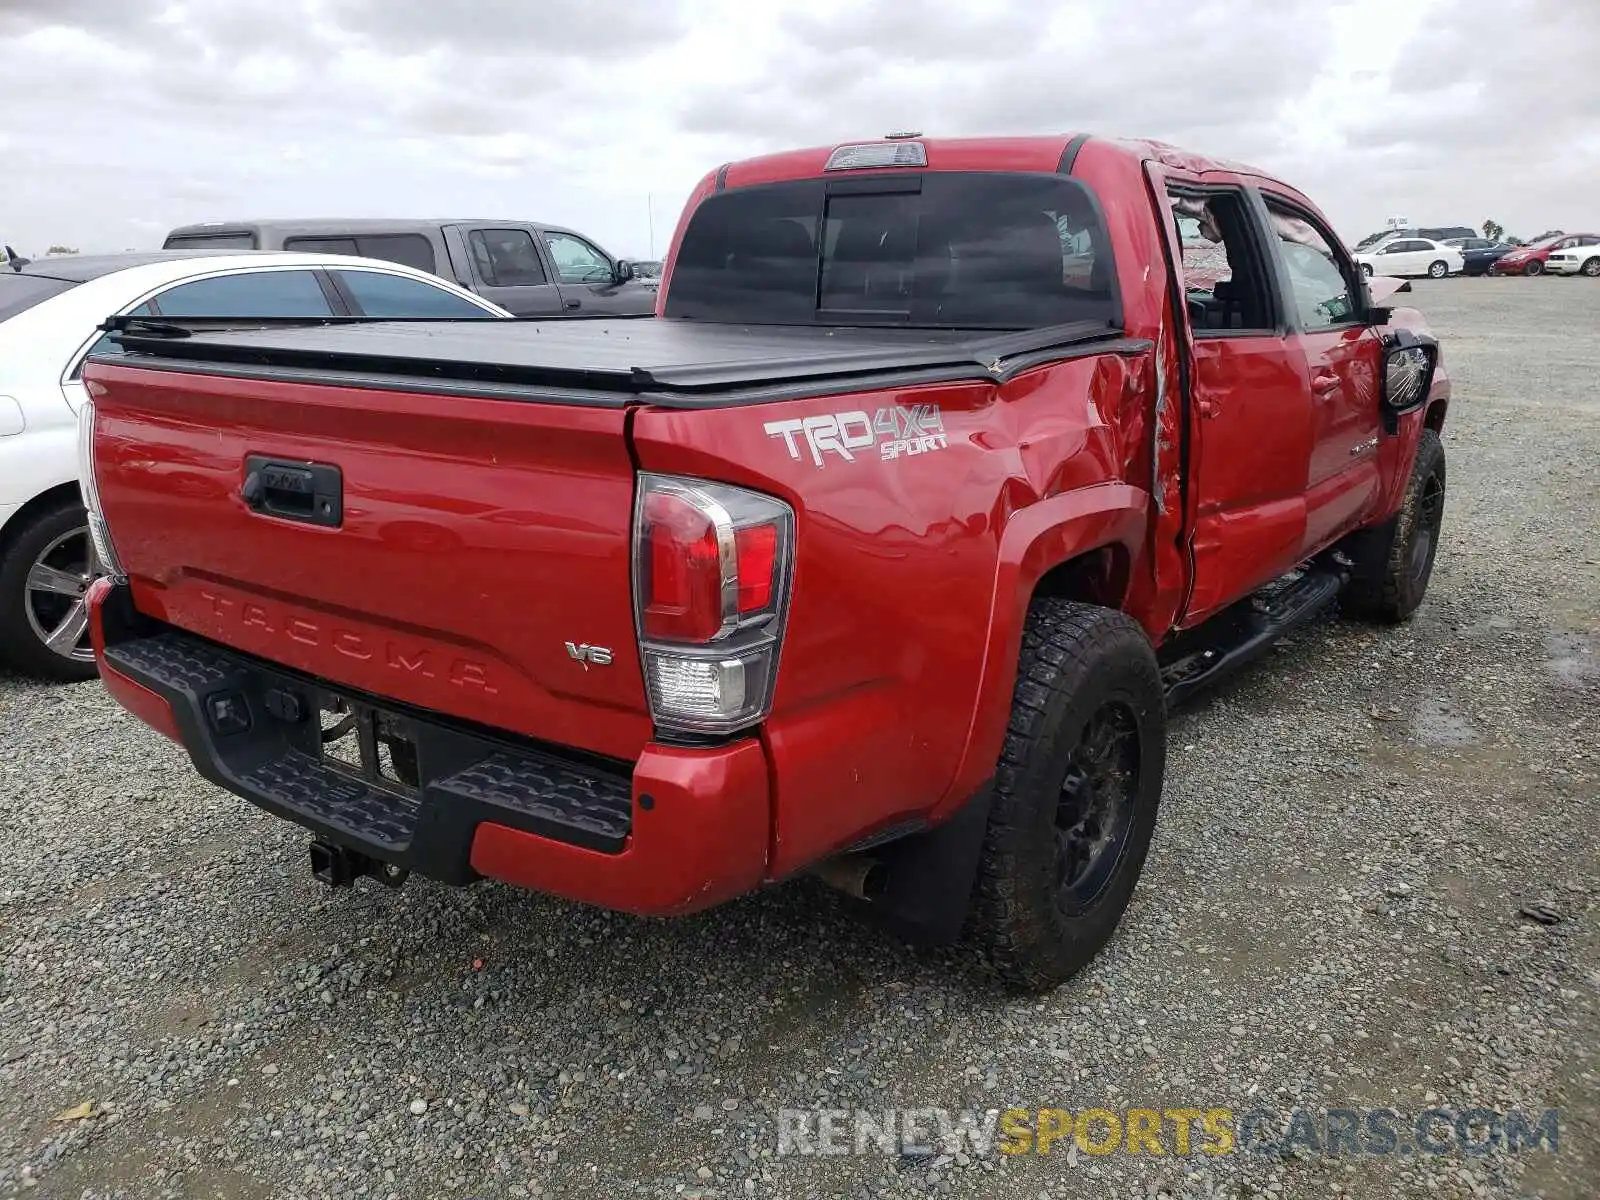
[[2, 0, 1595, 258]]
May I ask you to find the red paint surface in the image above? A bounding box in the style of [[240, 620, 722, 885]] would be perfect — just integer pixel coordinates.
[[87, 579, 181, 742], [88, 363, 653, 762], [85, 133, 1446, 909]]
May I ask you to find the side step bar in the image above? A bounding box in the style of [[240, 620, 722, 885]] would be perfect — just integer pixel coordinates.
[[1159, 568, 1345, 707]]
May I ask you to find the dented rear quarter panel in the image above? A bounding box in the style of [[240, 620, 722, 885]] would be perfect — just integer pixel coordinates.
[[640, 138, 1201, 871], [631, 351, 1159, 876]]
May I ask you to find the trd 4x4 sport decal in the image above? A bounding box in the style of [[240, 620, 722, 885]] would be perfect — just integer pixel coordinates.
[[764, 405, 948, 468]]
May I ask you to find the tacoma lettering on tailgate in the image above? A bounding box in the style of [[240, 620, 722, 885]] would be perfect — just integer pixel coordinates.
[[197, 589, 500, 694]]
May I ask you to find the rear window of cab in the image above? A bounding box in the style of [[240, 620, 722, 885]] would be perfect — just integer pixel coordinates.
[[665, 172, 1120, 331]]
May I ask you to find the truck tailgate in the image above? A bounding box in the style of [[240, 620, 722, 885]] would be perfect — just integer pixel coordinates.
[[88, 363, 651, 762]]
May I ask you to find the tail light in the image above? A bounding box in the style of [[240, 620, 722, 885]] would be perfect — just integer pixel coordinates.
[[632, 474, 794, 735], [76, 399, 125, 582]]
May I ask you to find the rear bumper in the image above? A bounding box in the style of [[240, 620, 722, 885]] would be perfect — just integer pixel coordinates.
[[1542, 259, 1581, 275], [88, 580, 771, 916]]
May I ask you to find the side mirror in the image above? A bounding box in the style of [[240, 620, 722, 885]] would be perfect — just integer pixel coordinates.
[[614, 259, 635, 284], [1380, 328, 1438, 432]]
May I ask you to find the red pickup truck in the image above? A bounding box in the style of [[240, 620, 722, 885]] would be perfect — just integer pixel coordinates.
[[78, 135, 1448, 989]]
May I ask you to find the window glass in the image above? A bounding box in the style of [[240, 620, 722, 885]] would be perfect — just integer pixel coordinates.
[[72, 304, 155, 377], [151, 271, 334, 317], [1166, 189, 1273, 332], [468, 229, 547, 287], [334, 270, 492, 318], [356, 234, 437, 274], [162, 232, 257, 250], [1172, 199, 1234, 292], [1266, 205, 1357, 329], [543, 232, 614, 284], [0, 275, 76, 322], [819, 192, 916, 313], [666, 172, 1119, 330], [283, 236, 360, 257], [284, 235, 437, 274]]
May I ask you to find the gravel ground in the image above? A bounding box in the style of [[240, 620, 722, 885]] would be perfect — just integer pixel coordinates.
[[1, 279, 1596, 1200]]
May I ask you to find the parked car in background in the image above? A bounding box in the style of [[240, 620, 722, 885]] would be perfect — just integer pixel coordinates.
[[633, 260, 664, 292], [1543, 236, 1600, 277], [1442, 237, 1515, 276], [163, 220, 657, 317], [0, 250, 508, 681], [1353, 225, 1476, 252], [1355, 237, 1463, 279], [1488, 233, 1597, 276]]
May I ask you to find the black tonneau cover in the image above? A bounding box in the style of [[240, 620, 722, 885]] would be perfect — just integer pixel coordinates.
[[98, 317, 1145, 408]]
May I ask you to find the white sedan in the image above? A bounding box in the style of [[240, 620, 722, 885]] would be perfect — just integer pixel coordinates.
[[1354, 237, 1464, 279], [0, 250, 509, 681]]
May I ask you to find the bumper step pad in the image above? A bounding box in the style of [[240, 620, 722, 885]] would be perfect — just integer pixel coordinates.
[[101, 628, 634, 873], [435, 752, 630, 849]]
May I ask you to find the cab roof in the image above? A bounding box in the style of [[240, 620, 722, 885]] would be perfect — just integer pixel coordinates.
[[715, 134, 1272, 190]]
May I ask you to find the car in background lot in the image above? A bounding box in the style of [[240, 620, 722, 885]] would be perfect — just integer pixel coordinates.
[[1355, 237, 1464, 279], [632, 260, 665, 293], [163, 219, 658, 317], [0, 250, 507, 681], [1443, 237, 1515, 276], [1353, 225, 1476, 252], [1488, 233, 1598, 276], [1543, 236, 1600, 277]]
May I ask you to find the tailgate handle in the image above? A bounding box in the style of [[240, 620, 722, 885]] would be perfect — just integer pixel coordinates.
[[241, 456, 343, 528]]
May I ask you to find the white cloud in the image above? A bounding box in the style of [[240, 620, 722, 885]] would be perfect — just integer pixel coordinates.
[[0, 0, 1594, 258]]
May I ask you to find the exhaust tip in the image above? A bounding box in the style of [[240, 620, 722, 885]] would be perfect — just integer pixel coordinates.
[[812, 854, 887, 902]]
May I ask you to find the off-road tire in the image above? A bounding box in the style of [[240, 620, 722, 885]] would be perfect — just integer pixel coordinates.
[[0, 497, 98, 682], [1342, 429, 1446, 624], [970, 599, 1165, 991]]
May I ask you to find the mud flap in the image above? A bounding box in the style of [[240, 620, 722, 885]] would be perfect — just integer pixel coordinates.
[[852, 783, 994, 947], [1337, 514, 1400, 584]]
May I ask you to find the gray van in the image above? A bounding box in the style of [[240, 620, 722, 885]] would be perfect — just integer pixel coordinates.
[[162, 219, 656, 317]]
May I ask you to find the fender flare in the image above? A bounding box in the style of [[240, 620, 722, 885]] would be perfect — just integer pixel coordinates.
[[933, 483, 1151, 820]]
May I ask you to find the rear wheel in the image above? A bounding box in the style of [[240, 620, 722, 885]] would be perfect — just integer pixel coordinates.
[[1582, 257, 1600, 278], [1428, 260, 1449, 279], [970, 599, 1165, 991], [1342, 430, 1446, 624], [0, 498, 99, 682], [1524, 260, 1544, 277]]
